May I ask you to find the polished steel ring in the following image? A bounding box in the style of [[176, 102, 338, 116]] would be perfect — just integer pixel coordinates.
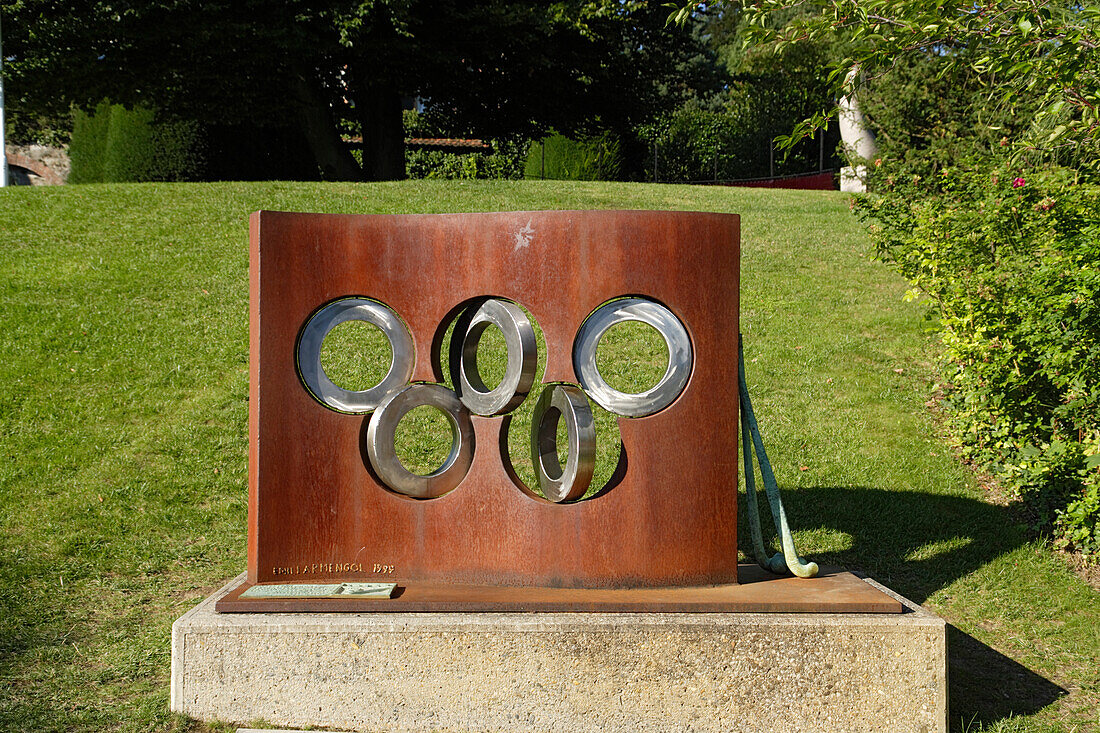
[[297, 298, 414, 414], [452, 299, 537, 416], [366, 383, 474, 499], [573, 298, 692, 418], [530, 384, 595, 503]]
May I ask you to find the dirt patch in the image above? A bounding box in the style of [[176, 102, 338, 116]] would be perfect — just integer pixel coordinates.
[[1057, 550, 1100, 591]]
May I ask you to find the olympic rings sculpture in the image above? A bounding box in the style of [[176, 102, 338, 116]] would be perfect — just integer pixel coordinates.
[[296, 296, 693, 502]]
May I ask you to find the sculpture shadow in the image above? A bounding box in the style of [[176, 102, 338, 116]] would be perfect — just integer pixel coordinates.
[[748, 485, 1066, 727], [947, 623, 1066, 730], [759, 485, 1027, 603]]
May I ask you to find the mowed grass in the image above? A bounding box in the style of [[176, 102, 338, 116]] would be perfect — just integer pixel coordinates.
[[0, 180, 1096, 732]]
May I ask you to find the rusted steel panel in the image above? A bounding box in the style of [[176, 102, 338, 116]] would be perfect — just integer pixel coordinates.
[[247, 210, 740, 590]]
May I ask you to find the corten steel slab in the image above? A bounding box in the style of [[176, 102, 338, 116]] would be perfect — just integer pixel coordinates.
[[248, 210, 739, 590], [215, 565, 903, 613]]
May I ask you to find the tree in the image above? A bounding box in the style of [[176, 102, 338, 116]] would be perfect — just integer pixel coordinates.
[[671, 1, 1100, 167], [672, 1, 1100, 556], [2, 0, 714, 180]]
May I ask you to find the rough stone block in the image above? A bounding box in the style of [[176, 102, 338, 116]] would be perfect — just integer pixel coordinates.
[[172, 574, 946, 732]]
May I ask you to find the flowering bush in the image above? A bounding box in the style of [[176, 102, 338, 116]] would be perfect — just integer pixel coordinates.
[[856, 163, 1100, 554]]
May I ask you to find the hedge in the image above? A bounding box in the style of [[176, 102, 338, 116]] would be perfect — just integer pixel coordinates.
[[70, 102, 206, 183], [70, 102, 319, 183], [857, 163, 1100, 555], [524, 133, 623, 181]]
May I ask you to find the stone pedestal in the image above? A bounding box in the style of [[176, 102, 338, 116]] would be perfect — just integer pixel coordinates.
[[172, 574, 945, 732]]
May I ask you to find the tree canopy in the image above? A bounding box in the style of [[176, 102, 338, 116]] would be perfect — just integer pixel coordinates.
[[672, 1, 1100, 168], [3, 0, 716, 179]]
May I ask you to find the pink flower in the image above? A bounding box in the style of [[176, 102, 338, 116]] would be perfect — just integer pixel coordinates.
[[1012, 177, 1025, 188]]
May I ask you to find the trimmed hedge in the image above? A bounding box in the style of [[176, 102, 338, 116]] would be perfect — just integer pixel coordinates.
[[639, 103, 839, 183], [405, 140, 527, 180], [70, 102, 206, 183], [70, 102, 319, 183], [524, 133, 623, 181]]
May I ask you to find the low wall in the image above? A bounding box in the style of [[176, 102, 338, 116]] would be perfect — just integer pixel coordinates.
[[5, 145, 69, 185]]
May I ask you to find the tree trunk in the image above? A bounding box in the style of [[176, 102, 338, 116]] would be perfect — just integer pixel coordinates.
[[359, 82, 406, 181], [289, 75, 362, 181]]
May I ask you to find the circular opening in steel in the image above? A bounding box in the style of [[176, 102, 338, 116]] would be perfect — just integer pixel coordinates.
[[594, 320, 670, 395], [468, 322, 508, 391], [573, 297, 692, 418], [319, 320, 393, 392], [506, 383, 621, 503], [393, 405, 454, 476], [536, 406, 569, 481], [440, 297, 539, 417]]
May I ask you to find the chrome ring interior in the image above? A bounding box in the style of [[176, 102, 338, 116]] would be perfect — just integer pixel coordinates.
[[297, 298, 414, 414], [573, 298, 692, 418], [453, 299, 538, 416], [365, 383, 475, 499], [530, 384, 595, 503]]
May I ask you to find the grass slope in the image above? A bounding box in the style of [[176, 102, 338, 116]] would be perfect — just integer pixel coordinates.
[[0, 180, 1096, 732]]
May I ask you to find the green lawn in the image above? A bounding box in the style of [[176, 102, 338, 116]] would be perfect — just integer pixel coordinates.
[[0, 180, 1096, 732]]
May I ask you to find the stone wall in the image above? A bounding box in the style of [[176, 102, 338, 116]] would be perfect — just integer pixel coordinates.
[[5, 145, 70, 185]]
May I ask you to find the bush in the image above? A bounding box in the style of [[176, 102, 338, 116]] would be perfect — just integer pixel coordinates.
[[69, 101, 113, 183], [524, 132, 623, 181], [69, 102, 319, 183], [859, 52, 1038, 178], [401, 109, 527, 181], [639, 99, 839, 183], [405, 140, 527, 181], [70, 103, 206, 183], [102, 105, 206, 182], [4, 107, 71, 148], [856, 163, 1100, 554]]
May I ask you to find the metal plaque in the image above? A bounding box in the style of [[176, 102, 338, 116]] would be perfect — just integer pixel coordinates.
[[240, 582, 397, 599]]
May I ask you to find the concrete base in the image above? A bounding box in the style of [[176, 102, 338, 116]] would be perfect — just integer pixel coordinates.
[[173, 574, 946, 732]]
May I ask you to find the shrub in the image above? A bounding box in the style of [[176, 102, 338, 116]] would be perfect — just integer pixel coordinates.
[[69, 101, 113, 184], [405, 140, 527, 181], [524, 132, 623, 181], [859, 52, 1039, 178], [102, 105, 206, 182], [70, 103, 319, 182], [856, 163, 1100, 554], [4, 107, 71, 148], [639, 99, 838, 183], [401, 109, 527, 181], [69, 103, 206, 183]]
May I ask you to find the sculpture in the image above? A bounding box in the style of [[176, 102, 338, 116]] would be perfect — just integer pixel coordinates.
[[217, 209, 898, 614]]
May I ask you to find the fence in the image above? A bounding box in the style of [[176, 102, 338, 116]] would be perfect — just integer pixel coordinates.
[[649, 127, 842, 187]]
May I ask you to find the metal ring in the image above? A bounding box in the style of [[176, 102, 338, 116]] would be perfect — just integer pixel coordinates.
[[573, 298, 692, 418], [366, 383, 474, 499], [530, 384, 595, 503], [451, 299, 537, 416], [297, 298, 414, 413]]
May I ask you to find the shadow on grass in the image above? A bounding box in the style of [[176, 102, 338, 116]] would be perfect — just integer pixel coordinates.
[[947, 624, 1066, 731], [747, 485, 1066, 728], [764, 486, 1030, 603]]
